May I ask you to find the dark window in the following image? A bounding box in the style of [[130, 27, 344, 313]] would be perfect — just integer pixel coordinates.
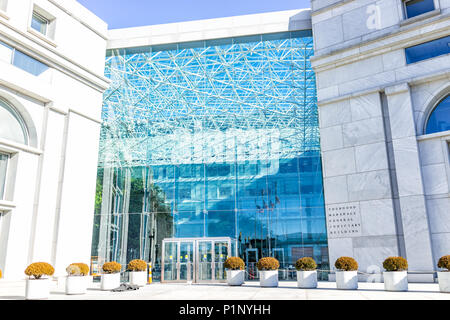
[[405, 35, 450, 64], [426, 95, 450, 134], [404, 0, 435, 19]]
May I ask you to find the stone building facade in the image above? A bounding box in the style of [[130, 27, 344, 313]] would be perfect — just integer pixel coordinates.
[[0, 0, 109, 280], [311, 0, 450, 281]]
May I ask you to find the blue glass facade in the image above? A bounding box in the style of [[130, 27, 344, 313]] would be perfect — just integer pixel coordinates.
[[92, 30, 329, 279]]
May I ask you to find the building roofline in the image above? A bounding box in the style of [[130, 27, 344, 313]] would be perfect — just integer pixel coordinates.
[[53, 0, 108, 39], [106, 8, 311, 49]]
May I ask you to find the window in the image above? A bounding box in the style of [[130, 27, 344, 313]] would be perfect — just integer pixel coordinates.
[[31, 11, 49, 36], [0, 98, 28, 145], [405, 35, 450, 64], [12, 50, 48, 76], [30, 6, 56, 40], [0, 153, 7, 200], [426, 95, 450, 135], [404, 0, 435, 19], [0, 40, 48, 76]]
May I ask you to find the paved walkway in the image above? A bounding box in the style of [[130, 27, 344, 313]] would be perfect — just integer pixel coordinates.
[[0, 280, 449, 300]]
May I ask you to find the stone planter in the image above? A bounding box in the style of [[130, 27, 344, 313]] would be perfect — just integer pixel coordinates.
[[65, 276, 88, 295], [259, 270, 278, 287], [25, 278, 50, 300], [297, 270, 317, 289], [226, 270, 245, 286], [383, 271, 408, 292], [100, 273, 121, 291], [438, 272, 450, 293], [129, 271, 147, 287], [335, 271, 358, 290]]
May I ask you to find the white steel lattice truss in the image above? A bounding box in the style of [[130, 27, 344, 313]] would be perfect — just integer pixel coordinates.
[[99, 32, 319, 167]]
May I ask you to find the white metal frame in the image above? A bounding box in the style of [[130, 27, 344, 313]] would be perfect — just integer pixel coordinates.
[[161, 237, 236, 283], [0, 152, 9, 201]]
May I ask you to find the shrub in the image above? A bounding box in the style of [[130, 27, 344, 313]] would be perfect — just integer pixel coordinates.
[[127, 259, 147, 272], [66, 263, 89, 276], [224, 257, 245, 270], [335, 257, 358, 271], [102, 261, 122, 274], [383, 257, 408, 272], [437, 255, 450, 271], [256, 257, 280, 271], [295, 257, 317, 271], [24, 262, 55, 280]]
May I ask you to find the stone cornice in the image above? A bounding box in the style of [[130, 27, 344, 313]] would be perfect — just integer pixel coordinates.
[[0, 19, 110, 93], [311, 13, 450, 72]]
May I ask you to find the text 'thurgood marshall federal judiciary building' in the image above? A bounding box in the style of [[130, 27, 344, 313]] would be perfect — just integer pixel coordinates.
[[0, 0, 449, 283]]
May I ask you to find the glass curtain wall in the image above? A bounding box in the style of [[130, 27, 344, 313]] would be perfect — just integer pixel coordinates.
[[92, 30, 329, 280]]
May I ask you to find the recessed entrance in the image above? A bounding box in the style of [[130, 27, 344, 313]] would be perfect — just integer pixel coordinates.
[[161, 237, 237, 283]]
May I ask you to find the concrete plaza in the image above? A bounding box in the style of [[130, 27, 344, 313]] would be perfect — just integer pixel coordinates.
[[0, 280, 449, 300]]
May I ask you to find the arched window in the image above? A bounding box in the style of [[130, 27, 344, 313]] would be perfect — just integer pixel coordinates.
[[426, 95, 450, 135], [0, 98, 28, 145]]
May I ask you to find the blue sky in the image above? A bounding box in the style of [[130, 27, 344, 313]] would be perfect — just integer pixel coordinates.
[[77, 0, 311, 29]]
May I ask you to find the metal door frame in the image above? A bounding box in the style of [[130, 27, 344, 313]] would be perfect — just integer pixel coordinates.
[[245, 248, 259, 280], [161, 237, 236, 283], [161, 239, 195, 283]]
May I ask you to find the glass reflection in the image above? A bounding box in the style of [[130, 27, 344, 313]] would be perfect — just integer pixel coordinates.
[[92, 31, 329, 281]]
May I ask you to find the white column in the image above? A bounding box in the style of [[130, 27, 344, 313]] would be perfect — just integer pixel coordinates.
[[385, 83, 435, 282]]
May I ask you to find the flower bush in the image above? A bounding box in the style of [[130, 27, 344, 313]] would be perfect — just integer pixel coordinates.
[[438, 255, 450, 271], [127, 259, 147, 272], [66, 263, 90, 276], [224, 257, 245, 270], [102, 261, 122, 274], [335, 257, 358, 271], [256, 257, 280, 271], [383, 257, 408, 272], [295, 257, 317, 271], [25, 262, 55, 279]]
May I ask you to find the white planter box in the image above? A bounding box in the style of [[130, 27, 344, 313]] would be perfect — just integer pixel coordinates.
[[226, 270, 245, 286], [65, 276, 88, 295], [335, 271, 358, 290], [383, 271, 408, 292], [297, 270, 317, 289], [129, 271, 147, 287], [100, 273, 121, 291], [259, 270, 278, 287], [438, 272, 450, 293], [25, 278, 50, 300]]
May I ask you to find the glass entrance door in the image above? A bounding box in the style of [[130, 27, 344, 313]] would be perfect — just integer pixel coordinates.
[[163, 241, 178, 281], [197, 241, 213, 281], [162, 240, 194, 282], [162, 237, 236, 283], [180, 242, 194, 282], [214, 241, 228, 281], [195, 238, 233, 283]]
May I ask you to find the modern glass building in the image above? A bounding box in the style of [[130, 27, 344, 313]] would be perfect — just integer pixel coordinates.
[[91, 27, 329, 281]]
